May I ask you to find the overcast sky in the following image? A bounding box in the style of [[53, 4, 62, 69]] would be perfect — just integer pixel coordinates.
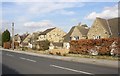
[[1, 0, 119, 35]]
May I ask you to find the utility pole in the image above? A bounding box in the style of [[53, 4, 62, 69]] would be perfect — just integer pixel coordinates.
[[12, 22, 14, 50]]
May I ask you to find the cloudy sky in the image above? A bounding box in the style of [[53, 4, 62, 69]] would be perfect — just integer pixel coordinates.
[[1, 0, 119, 35]]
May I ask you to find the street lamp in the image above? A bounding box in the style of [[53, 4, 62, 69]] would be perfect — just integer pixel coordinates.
[[12, 22, 14, 50]]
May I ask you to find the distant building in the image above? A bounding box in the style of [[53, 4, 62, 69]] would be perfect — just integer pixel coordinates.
[[87, 17, 119, 39], [21, 34, 32, 48], [30, 32, 41, 49], [14, 34, 21, 43], [14, 34, 22, 49], [20, 33, 29, 42]]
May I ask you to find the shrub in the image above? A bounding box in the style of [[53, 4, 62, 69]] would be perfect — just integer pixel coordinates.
[[21, 47, 28, 51], [49, 49, 69, 56], [36, 40, 50, 51]]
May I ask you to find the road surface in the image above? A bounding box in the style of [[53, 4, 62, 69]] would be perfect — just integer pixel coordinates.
[[1, 50, 119, 75]]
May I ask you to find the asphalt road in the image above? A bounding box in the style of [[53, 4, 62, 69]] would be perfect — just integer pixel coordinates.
[[1, 50, 119, 75]]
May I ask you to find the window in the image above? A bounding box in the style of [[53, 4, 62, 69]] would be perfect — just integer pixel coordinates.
[[96, 36, 101, 39], [97, 36, 101, 39], [93, 35, 101, 39], [74, 36, 79, 40]]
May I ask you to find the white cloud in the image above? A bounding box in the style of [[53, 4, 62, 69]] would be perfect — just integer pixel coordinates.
[[85, 4, 118, 20], [24, 20, 54, 28], [59, 10, 75, 15], [14, 2, 84, 16], [24, 20, 56, 32]]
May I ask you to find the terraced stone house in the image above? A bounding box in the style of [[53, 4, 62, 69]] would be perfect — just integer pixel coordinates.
[[87, 17, 119, 39]]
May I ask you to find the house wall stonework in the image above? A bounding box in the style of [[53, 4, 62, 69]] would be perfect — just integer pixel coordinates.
[[37, 28, 66, 42], [87, 19, 110, 39], [46, 28, 66, 42], [14, 34, 21, 43], [70, 27, 82, 40]]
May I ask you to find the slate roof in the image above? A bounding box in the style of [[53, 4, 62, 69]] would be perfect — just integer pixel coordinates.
[[22, 34, 32, 43], [77, 25, 89, 36], [20, 34, 29, 42], [63, 26, 75, 42], [96, 17, 120, 37], [96, 18, 110, 34], [108, 17, 119, 37], [39, 27, 56, 35]]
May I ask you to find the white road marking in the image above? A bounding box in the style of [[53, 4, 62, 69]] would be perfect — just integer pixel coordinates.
[[6, 54, 14, 57], [19, 57, 36, 62], [50, 64, 93, 75]]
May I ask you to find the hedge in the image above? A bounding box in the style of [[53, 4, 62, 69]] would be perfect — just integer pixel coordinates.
[[69, 37, 120, 55], [3, 42, 11, 49]]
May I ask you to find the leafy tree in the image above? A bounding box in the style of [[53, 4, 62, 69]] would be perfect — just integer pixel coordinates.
[[2, 29, 11, 47]]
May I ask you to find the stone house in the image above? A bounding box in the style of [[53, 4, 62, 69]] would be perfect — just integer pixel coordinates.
[[14, 34, 21, 43], [20, 33, 29, 43], [37, 27, 66, 42], [14, 34, 22, 49], [21, 34, 32, 48], [63, 23, 89, 49], [30, 32, 41, 49], [87, 17, 119, 39]]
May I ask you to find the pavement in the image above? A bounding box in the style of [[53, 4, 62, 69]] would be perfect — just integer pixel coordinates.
[[1, 48, 119, 75]]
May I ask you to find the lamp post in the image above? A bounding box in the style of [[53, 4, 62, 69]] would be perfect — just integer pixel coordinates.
[[12, 22, 14, 50]]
